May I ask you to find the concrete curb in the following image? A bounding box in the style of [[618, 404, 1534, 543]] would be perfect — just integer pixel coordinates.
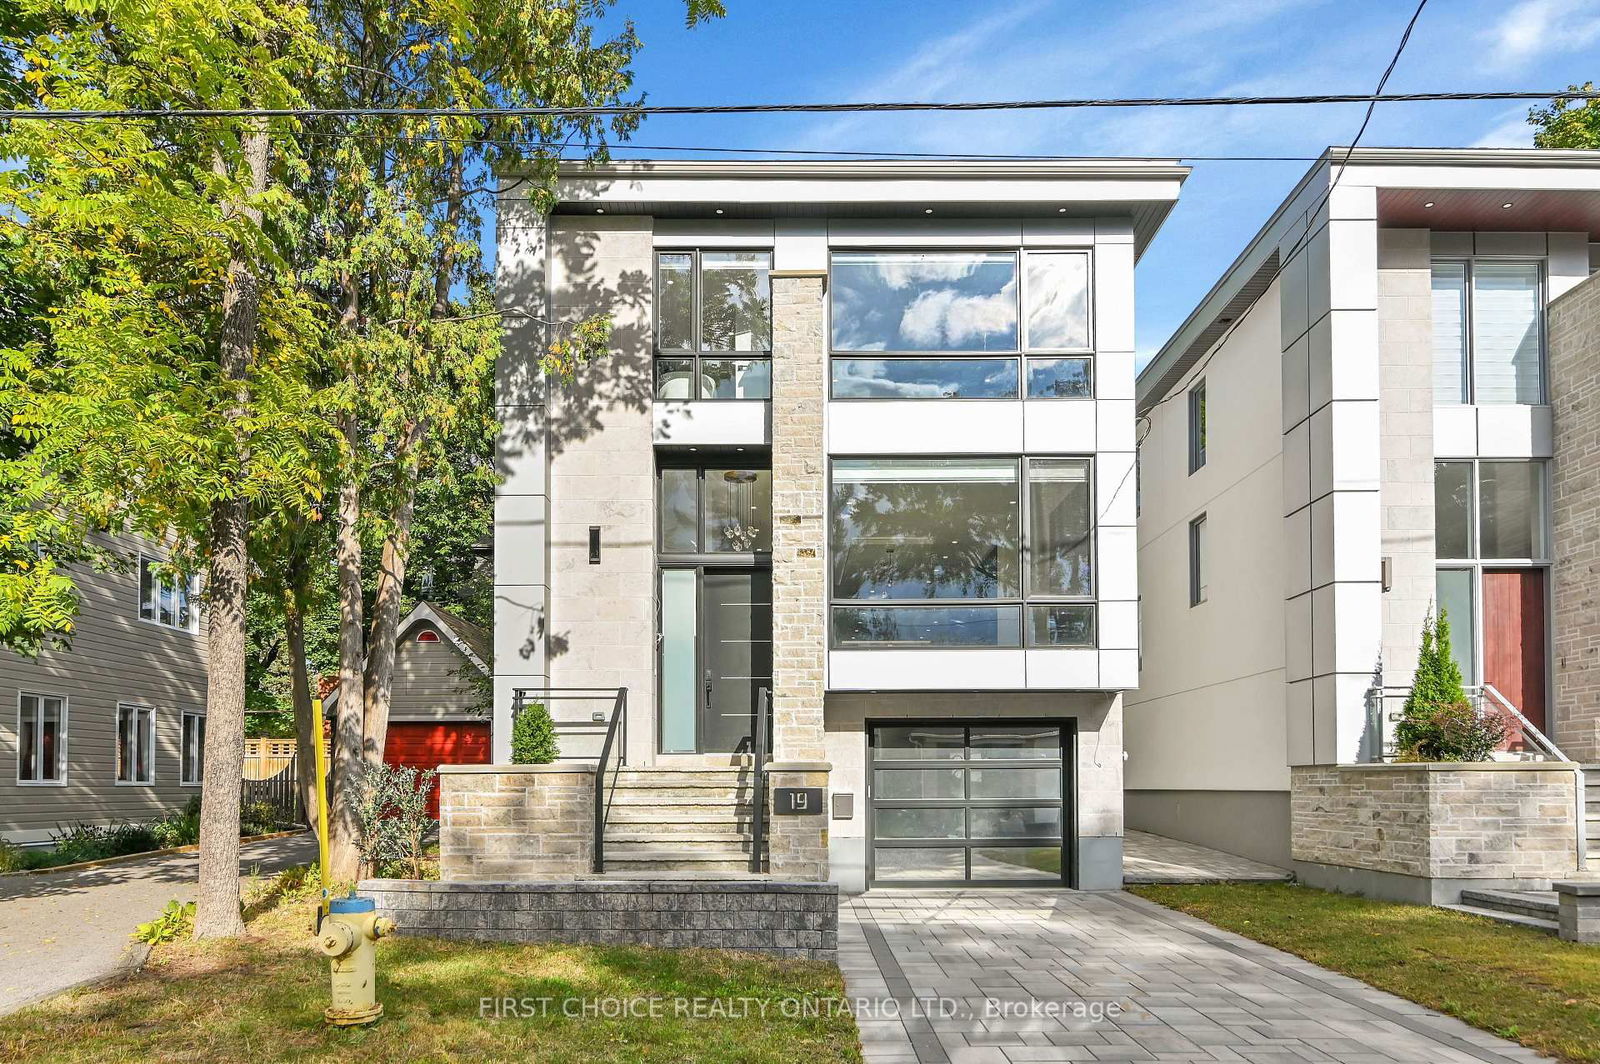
[[1, 830, 308, 878]]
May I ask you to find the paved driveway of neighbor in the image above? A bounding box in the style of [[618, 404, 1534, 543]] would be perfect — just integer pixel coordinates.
[[841, 889, 1552, 1064], [0, 833, 317, 1016]]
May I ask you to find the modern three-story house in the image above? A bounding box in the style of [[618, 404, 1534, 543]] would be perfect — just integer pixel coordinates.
[[1, 536, 208, 845], [493, 159, 1187, 891], [1130, 148, 1600, 878]]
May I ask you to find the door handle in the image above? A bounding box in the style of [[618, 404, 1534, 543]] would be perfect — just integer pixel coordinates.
[[704, 670, 713, 708]]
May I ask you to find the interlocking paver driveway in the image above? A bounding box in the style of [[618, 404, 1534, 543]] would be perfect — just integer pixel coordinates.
[[841, 889, 1553, 1064]]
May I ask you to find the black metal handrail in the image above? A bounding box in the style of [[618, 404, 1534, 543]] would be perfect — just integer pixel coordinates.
[[750, 687, 772, 873], [593, 687, 628, 874]]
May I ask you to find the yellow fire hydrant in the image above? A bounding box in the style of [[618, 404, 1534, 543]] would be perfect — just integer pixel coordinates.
[[316, 895, 396, 1027]]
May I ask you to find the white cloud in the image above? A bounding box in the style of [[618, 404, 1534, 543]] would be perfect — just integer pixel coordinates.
[[899, 286, 1016, 347], [1472, 108, 1536, 148], [1480, 0, 1600, 70]]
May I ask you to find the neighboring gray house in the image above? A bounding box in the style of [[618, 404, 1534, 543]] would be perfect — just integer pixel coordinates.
[[1, 536, 207, 846]]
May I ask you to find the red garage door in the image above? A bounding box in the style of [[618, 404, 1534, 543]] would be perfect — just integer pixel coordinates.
[[384, 721, 491, 818]]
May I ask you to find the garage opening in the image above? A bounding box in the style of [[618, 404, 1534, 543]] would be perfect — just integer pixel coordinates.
[[868, 721, 1072, 887]]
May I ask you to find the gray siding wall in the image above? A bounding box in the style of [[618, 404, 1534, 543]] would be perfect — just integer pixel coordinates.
[[391, 635, 482, 722], [0, 535, 208, 844]]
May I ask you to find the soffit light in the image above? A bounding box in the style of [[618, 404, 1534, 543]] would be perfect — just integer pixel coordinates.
[[924, 208, 934, 214], [1423, 201, 1435, 208], [1502, 202, 1515, 209]]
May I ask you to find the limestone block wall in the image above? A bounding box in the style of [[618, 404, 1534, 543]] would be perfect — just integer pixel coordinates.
[[438, 765, 594, 880], [769, 271, 827, 765], [361, 878, 838, 962], [1549, 271, 1600, 763], [1291, 763, 1579, 882]]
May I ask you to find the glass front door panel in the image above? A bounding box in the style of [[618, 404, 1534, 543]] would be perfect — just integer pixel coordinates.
[[659, 570, 698, 753], [870, 723, 1066, 886]]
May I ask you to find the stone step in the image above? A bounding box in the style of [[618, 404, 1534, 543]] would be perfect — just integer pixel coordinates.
[[604, 805, 755, 822], [603, 790, 752, 805], [1457, 888, 1559, 920], [603, 850, 756, 874], [1441, 902, 1558, 934], [607, 837, 757, 855], [609, 770, 754, 786], [604, 830, 753, 846]]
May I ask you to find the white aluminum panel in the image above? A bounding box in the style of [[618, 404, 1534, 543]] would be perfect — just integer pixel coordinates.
[[1475, 404, 1553, 458], [1094, 216, 1135, 242], [1328, 400, 1381, 493], [493, 587, 546, 677], [1548, 232, 1591, 301], [1096, 350, 1136, 401], [497, 420, 548, 496], [1023, 401, 1096, 453], [1310, 583, 1335, 676], [774, 219, 827, 272], [1327, 219, 1379, 311], [495, 494, 548, 587], [1433, 405, 1477, 456], [652, 219, 775, 247], [1331, 581, 1384, 676], [1095, 451, 1137, 528], [1021, 217, 1095, 245], [1333, 672, 1380, 764], [1430, 231, 1472, 257], [1474, 231, 1546, 257], [1096, 525, 1138, 602], [1329, 490, 1383, 583], [1327, 183, 1376, 221], [1283, 419, 1311, 516], [1097, 649, 1139, 690], [1286, 678, 1315, 766], [828, 401, 1022, 454], [1285, 592, 1312, 682], [827, 219, 1023, 247], [1322, 310, 1381, 404], [653, 401, 770, 447], [1282, 332, 1310, 433], [1025, 648, 1098, 688], [1093, 240, 1136, 353], [1096, 398, 1137, 452], [1309, 493, 1335, 590], [1096, 600, 1139, 650], [1284, 506, 1312, 598], [1306, 224, 1332, 326], [1279, 240, 1311, 345], [827, 649, 1026, 690]]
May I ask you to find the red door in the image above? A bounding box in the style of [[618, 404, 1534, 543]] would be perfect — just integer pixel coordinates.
[[1482, 569, 1547, 749], [384, 721, 491, 818]]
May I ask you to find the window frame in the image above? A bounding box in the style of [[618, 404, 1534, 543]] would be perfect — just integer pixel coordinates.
[[16, 690, 68, 786], [826, 454, 1097, 649], [138, 554, 199, 634], [115, 702, 156, 786], [655, 459, 774, 563], [180, 709, 205, 787], [1187, 379, 1207, 474], [826, 247, 1096, 402], [653, 248, 773, 401], [1431, 257, 1547, 406], [1189, 513, 1208, 607]]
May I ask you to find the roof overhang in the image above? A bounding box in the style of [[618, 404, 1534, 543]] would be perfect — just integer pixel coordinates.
[[1138, 147, 1600, 413], [512, 159, 1190, 259]]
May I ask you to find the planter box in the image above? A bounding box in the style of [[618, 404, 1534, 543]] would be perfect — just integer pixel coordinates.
[[1290, 762, 1582, 904], [438, 763, 596, 881]]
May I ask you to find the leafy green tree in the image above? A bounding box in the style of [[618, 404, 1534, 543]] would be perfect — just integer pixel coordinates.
[[1, 0, 326, 936], [510, 701, 558, 764], [1530, 84, 1600, 148]]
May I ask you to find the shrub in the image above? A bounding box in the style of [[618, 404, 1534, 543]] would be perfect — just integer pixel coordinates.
[[51, 821, 158, 865], [510, 700, 558, 764], [132, 900, 195, 944], [149, 796, 203, 848], [1394, 700, 1508, 763], [240, 800, 282, 837], [351, 761, 440, 879], [0, 838, 23, 873]]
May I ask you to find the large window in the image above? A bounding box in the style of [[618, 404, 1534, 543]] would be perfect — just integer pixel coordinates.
[[829, 457, 1094, 648], [181, 710, 205, 786], [655, 250, 772, 400], [18, 692, 66, 784], [659, 465, 773, 554], [830, 249, 1092, 400], [1432, 260, 1544, 405], [116, 703, 154, 785], [139, 557, 196, 632]]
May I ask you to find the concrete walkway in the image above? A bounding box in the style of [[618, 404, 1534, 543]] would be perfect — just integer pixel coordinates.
[[842, 889, 1552, 1064], [0, 833, 317, 1015], [1123, 831, 1293, 884]]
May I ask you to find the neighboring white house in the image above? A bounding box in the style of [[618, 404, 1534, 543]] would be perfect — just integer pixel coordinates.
[[493, 159, 1187, 890], [1129, 148, 1600, 872]]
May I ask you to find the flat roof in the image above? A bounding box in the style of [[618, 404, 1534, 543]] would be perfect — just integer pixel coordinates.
[[1137, 146, 1600, 413], [503, 158, 1191, 258]]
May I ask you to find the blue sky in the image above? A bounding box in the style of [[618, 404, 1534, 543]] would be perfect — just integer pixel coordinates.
[[574, 0, 1600, 365]]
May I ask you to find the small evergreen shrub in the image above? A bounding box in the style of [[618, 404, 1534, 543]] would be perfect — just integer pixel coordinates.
[[510, 700, 558, 764], [1396, 607, 1503, 761]]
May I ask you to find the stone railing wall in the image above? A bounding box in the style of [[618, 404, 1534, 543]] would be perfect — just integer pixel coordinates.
[[359, 879, 838, 962], [1291, 763, 1580, 886], [438, 764, 594, 881]]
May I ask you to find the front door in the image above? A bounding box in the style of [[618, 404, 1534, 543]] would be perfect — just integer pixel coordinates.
[[868, 722, 1071, 886], [1482, 568, 1547, 745], [658, 567, 772, 754]]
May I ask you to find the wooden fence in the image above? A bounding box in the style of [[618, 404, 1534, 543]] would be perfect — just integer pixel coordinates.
[[241, 757, 302, 827]]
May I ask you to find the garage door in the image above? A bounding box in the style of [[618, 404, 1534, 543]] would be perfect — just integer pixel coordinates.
[[868, 722, 1069, 887], [385, 721, 491, 819]]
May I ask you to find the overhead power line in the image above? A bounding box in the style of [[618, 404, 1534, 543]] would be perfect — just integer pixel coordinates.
[[0, 87, 1590, 122]]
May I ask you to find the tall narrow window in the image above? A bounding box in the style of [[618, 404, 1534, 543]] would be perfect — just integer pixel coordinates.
[[1432, 262, 1469, 404], [18, 693, 66, 784], [181, 711, 206, 786], [116, 703, 154, 784], [1189, 514, 1208, 606], [1187, 380, 1207, 473]]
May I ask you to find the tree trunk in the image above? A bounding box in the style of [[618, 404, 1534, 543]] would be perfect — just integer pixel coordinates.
[[362, 452, 419, 771], [328, 436, 366, 882], [286, 590, 319, 834], [193, 125, 268, 940]]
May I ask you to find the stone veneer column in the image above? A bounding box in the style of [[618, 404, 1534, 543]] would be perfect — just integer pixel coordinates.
[[1549, 270, 1600, 763], [767, 270, 830, 880]]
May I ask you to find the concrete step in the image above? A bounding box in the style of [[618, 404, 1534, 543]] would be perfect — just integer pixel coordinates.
[[605, 806, 755, 822], [604, 830, 753, 846], [1457, 888, 1558, 920], [1441, 902, 1558, 934], [603, 789, 752, 805], [603, 850, 756, 874]]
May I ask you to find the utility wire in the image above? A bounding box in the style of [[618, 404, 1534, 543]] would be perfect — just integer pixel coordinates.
[[0, 86, 1586, 122]]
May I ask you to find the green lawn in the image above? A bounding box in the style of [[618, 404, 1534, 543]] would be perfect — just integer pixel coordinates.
[[0, 870, 862, 1064], [1131, 882, 1600, 1064]]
